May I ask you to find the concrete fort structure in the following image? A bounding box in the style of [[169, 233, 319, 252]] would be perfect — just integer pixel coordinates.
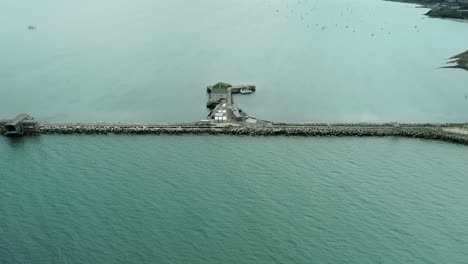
[[0, 114, 38, 136]]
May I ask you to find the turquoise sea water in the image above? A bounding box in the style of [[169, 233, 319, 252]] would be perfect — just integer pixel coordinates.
[[1, 136, 468, 263], [2, 0, 468, 263]]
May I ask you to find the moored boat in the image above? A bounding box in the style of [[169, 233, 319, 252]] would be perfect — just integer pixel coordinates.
[[240, 88, 252, 94]]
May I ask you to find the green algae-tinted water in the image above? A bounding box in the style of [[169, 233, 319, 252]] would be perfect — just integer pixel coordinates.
[[1, 136, 468, 263]]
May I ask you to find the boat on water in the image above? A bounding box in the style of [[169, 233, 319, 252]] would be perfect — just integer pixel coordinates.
[[240, 88, 252, 94], [28, 26, 36, 30]]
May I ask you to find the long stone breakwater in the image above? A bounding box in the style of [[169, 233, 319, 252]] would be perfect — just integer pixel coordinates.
[[31, 122, 468, 146]]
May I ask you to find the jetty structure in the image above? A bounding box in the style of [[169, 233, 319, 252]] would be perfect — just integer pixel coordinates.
[[0, 114, 37, 136], [2, 82, 468, 146], [206, 82, 258, 125]]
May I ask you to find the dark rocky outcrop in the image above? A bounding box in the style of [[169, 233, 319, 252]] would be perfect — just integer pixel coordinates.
[[444, 50, 468, 71]]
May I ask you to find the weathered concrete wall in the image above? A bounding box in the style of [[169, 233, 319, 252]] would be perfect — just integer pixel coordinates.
[[0, 119, 8, 134]]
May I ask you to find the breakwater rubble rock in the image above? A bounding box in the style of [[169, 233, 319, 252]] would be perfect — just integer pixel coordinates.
[[35, 124, 468, 146]]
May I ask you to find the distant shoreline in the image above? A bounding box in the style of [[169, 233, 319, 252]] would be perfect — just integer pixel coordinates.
[[442, 50, 468, 71], [386, 0, 468, 71], [385, 0, 468, 20]]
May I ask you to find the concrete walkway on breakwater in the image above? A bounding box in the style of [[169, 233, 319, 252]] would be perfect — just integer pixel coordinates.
[[33, 122, 468, 146]]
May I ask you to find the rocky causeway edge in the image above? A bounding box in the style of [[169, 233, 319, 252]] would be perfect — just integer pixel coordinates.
[[30, 122, 468, 146]]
